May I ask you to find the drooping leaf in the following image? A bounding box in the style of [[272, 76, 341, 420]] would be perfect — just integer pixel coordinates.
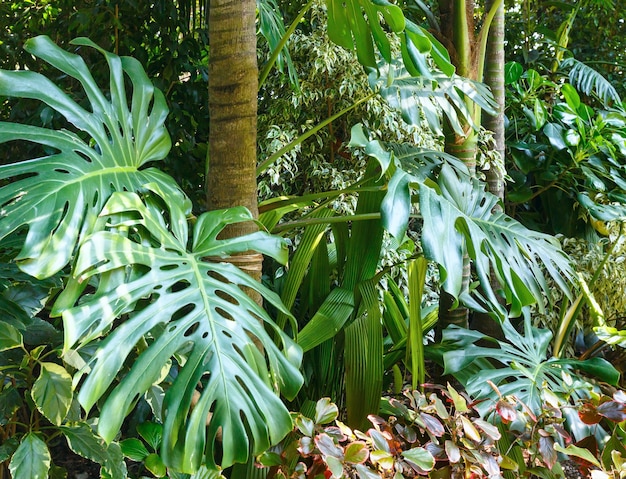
[[421, 165, 575, 316], [0, 36, 189, 279], [57, 193, 303, 471], [257, 0, 299, 88], [326, 0, 405, 67], [371, 63, 497, 136], [562, 58, 621, 106]]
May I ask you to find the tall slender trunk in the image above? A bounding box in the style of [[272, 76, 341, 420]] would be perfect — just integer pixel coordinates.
[[437, 0, 478, 330], [472, 0, 506, 338], [207, 0, 262, 284]]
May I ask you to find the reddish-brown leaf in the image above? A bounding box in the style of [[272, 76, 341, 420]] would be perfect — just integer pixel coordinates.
[[597, 400, 626, 423], [579, 403, 602, 425], [539, 436, 557, 469]]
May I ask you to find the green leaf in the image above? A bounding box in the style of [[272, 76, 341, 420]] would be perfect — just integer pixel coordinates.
[[145, 452, 167, 478], [120, 438, 150, 461], [58, 194, 303, 471], [325, 455, 345, 477], [562, 58, 621, 106], [505, 61, 523, 85], [421, 165, 574, 316], [561, 83, 581, 109], [344, 442, 369, 464], [326, 0, 405, 67], [0, 388, 22, 427], [443, 315, 607, 416], [371, 63, 496, 137], [401, 447, 435, 472], [315, 398, 339, 424], [0, 437, 19, 463], [61, 423, 127, 479], [9, 433, 50, 479], [553, 357, 620, 386], [0, 321, 23, 351], [355, 464, 382, 479], [31, 362, 73, 426], [543, 123, 567, 151], [595, 325, 626, 348], [382, 170, 411, 239], [137, 421, 163, 451], [0, 35, 189, 279]]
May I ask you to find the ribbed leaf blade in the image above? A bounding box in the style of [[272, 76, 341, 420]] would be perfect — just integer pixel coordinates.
[[0, 36, 188, 279], [58, 193, 303, 472]]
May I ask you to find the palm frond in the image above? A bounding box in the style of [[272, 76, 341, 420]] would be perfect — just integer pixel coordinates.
[[562, 57, 621, 106]]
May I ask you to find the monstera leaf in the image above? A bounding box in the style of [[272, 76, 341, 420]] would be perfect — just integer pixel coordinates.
[[370, 62, 497, 136], [420, 165, 575, 317], [56, 192, 303, 472], [0, 35, 188, 279]]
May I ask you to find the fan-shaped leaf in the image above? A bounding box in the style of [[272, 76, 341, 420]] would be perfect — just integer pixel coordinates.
[[421, 165, 574, 316], [58, 193, 303, 471], [0, 36, 189, 279], [562, 58, 621, 106], [370, 62, 497, 136]]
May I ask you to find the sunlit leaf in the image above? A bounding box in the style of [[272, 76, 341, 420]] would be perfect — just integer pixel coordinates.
[[0, 36, 189, 279], [31, 362, 73, 426], [57, 194, 303, 471], [9, 434, 50, 479], [315, 398, 340, 425]]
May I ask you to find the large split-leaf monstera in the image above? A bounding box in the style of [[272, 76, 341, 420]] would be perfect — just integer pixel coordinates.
[[57, 193, 303, 471], [0, 36, 188, 278], [0, 36, 303, 472]]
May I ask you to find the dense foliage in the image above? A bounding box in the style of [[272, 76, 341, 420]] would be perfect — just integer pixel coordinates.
[[1, 1, 626, 478]]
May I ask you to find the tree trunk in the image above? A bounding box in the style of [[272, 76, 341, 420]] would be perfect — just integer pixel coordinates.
[[207, 0, 262, 285], [437, 0, 478, 331], [472, 0, 506, 338]]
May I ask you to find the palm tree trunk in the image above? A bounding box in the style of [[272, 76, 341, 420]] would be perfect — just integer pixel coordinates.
[[207, 0, 263, 284], [471, 0, 506, 338]]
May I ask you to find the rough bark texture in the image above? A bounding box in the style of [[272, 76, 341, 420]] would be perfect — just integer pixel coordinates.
[[207, 0, 262, 285], [207, 0, 259, 230]]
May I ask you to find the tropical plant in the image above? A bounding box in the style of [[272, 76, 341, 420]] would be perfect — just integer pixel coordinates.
[[0, 36, 303, 473], [440, 313, 620, 423], [0, 252, 127, 478], [505, 61, 626, 238]]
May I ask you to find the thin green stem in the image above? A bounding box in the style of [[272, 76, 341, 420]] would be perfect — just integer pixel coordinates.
[[476, 0, 504, 83], [258, 0, 315, 90], [256, 92, 377, 175]]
